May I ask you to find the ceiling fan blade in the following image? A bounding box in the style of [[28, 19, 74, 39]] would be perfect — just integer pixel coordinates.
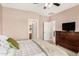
[[53, 3, 60, 6]]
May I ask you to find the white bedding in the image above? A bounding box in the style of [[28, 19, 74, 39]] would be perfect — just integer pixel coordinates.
[[33, 39, 68, 56], [11, 39, 68, 56], [0, 35, 69, 56], [0, 39, 69, 56], [15, 40, 46, 56]]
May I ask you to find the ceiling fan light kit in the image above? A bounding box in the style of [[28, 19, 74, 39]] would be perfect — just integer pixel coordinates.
[[43, 3, 60, 9]]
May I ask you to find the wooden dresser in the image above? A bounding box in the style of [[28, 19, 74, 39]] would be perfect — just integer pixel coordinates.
[[56, 31, 79, 53]]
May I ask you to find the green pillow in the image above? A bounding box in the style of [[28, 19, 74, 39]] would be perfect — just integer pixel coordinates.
[[7, 38, 19, 49]]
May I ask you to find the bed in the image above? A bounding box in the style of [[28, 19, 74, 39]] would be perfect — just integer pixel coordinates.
[[0, 35, 69, 56], [7, 39, 69, 56]]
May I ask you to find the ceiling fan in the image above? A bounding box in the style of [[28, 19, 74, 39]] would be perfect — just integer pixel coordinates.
[[43, 3, 61, 9], [33, 3, 61, 9]]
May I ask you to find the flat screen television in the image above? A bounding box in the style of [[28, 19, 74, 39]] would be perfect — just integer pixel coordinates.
[[62, 22, 75, 31]]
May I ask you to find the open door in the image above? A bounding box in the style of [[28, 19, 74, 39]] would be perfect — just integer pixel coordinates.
[[32, 22, 37, 39], [44, 21, 52, 40], [43, 21, 56, 43]]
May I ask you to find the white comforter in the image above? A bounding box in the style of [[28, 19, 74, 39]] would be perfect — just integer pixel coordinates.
[[11, 39, 68, 56], [0, 35, 68, 56], [15, 40, 46, 56], [33, 39, 68, 56]]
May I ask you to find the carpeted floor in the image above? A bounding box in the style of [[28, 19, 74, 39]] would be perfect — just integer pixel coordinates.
[[46, 40, 77, 56]]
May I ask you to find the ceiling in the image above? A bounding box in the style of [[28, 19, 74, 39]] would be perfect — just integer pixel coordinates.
[[1, 3, 79, 16]]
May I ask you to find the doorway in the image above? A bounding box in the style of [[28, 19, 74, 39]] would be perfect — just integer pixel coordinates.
[[28, 19, 37, 40], [43, 21, 56, 42]]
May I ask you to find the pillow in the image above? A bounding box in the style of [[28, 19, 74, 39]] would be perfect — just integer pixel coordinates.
[[0, 35, 9, 48], [0, 46, 8, 56], [7, 48, 16, 56], [7, 38, 19, 49]]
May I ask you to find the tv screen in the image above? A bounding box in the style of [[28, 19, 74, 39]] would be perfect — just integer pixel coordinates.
[[62, 22, 75, 31]]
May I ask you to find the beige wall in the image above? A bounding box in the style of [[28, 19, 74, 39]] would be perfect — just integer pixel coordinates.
[[50, 5, 79, 32], [2, 7, 46, 40], [1, 4, 79, 40], [0, 4, 2, 34]]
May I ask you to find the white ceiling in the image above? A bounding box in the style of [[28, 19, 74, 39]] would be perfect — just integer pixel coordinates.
[[1, 3, 79, 16]]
